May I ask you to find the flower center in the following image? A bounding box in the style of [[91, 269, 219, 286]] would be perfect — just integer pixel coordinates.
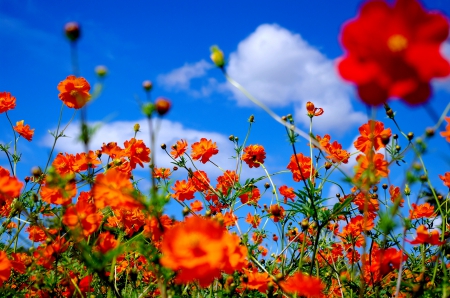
[[387, 34, 408, 52]]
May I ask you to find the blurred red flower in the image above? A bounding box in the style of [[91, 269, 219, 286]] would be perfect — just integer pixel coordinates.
[[338, 0, 450, 105], [0, 92, 16, 113]]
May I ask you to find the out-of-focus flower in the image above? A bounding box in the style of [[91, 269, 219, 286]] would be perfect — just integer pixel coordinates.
[[279, 272, 325, 297], [409, 203, 436, 219], [13, 120, 34, 141], [0, 251, 12, 287], [0, 92, 16, 113], [155, 97, 171, 116], [160, 216, 247, 287], [57, 75, 91, 109], [337, 0, 450, 105], [441, 117, 450, 142], [440, 172, 450, 188], [142, 80, 153, 91], [210, 45, 225, 68], [408, 225, 445, 245], [64, 22, 80, 41]]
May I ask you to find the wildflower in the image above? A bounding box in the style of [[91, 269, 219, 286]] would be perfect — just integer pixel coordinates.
[[241, 269, 272, 293], [153, 167, 171, 179], [123, 138, 151, 169], [408, 225, 445, 245], [241, 144, 266, 168], [337, 0, 450, 105], [0, 92, 16, 113], [13, 120, 34, 141], [94, 231, 119, 254], [0, 166, 23, 202], [439, 172, 450, 188], [279, 272, 325, 297], [306, 101, 324, 117], [160, 216, 247, 287], [171, 180, 196, 201], [92, 168, 143, 210], [189, 170, 210, 192], [389, 185, 404, 207], [239, 187, 261, 205], [155, 97, 171, 116], [409, 203, 436, 219], [26, 226, 47, 242], [191, 138, 219, 163], [354, 120, 392, 153], [101, 142, 125, 159], [170, 139, 188, 159], [269, 204, 285, 222], [40, 180, 77, 206], [190, 200, 203, 212], [245, 213, 261, 228], [62, 192, 103, 238], [441, 117, 450, 142], [354, 152, 389, 186], [216, 170, 239, 194], [57, 75, 91, 109], [279, 185, 296, 203], [0, 251, 11, 287], [287, 153, 315, 182]]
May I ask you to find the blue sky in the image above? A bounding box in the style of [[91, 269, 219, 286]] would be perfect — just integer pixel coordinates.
[[1, 0, 450, 221]]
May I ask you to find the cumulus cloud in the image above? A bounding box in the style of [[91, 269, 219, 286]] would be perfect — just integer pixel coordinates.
[[226, 24, 366, 134], [40, 119, 237, 176]]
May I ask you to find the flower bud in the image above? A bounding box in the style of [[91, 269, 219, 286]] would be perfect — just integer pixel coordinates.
[[161, 143, 167, 150], [142, 80, 153, 91], [325, 162, 332, 170], [64, 22, 80, 42], [141, 103, 155, 118], [425, 128, 435, 137], [228, 135, 234, 141], [210, 45, 225, 68], [404, 184, 411, 196], [248, 115, 255, 123], [407, 132, 414, 141], [133, 123, 140, 132], [264, 182, 270, 189], [382, 183, 388, 189], [155, 97, 171, 116], [95, 65, 108, 77]]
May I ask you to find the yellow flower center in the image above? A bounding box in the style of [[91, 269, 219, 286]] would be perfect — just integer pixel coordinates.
[[387, 34, 408, 52]]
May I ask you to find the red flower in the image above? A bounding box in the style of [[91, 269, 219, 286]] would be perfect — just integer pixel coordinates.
[[338, 0, 450, 105], [408, 225, 445, 245], [279, 185, 296, 203], [0, 251, 11, 287], [13, 120, 34, 141], [0, 92, 16, 113], [191, 138, 219, 163], [241, 144, 266, 168], [57, 75, 91, 109], [94, 231, 119, 254]]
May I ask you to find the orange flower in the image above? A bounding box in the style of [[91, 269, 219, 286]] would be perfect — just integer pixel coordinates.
[[279, 185, 296, 203], [190, 200, 203, 212], [389, 185, 404, 207], [0, 92, 16, 113], [171, 180, 196, 201], [143, 214, 173, 244], [306, 101, 324, 117], [441, 117, 450, 142], [62, 192, 103, 237], [189, 170, 210, 192], [124, 138, 151, 169], [191, 138, 219, 163], [153, 167, 171, 179], [170, 139, 188, 159], [40, 180, 77, 206], [287, 153, 314, 182], [354, 120, 392, 153], [105, 207, 145, 236], [353, 192, 379, 213], [26, 225, 47, 242], [269, 204, 285, 222], [239, 187, 261, 205], [0, 251, 11, 287], [13, 120, 34, 141], [160, 216, 247, 287], [245, 213, 261, 228], [101, 142, 125, 159], [216, 170, 239, 195], [241, 144, 266, 168], [57, 75, 91, 109], [94, 231, 119, 254], [409, 203, 436, 219], [354, 152, 389, 186], [92, 168, 143, 210], [279, 272, 325, 297], [408, 225, 445, 245], [241, 268, 272, 293], [0, 166, 23, 202], [439, 172, 450, 188]]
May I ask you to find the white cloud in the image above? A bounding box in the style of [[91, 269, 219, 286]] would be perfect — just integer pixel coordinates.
[[226, 24, 366, 134], [157, 60, 213, 91], [40, 118, 237, 176]]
